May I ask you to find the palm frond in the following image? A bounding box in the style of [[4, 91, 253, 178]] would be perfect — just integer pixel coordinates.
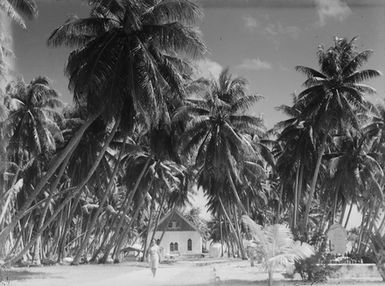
[[345, 69, 382, 84], [8, 0, 37, 19], [143, 0, 202, 26], [230, 94, 263, 113], [47, 16, 111, 48], [295, 66, 326, 79], [143, 22, 206, 59]]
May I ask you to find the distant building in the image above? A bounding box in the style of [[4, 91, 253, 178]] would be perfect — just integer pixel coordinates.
[[148, 210, 203, 257]]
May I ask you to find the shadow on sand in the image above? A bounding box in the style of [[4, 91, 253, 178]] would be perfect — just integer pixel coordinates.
[[1, 268, 57, 282]]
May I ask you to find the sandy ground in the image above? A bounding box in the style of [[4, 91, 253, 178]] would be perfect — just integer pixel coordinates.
[[1, 260, 384, 286]]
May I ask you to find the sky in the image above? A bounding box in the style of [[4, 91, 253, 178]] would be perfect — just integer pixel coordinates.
[[7, 0, 385, 225], [9, 0, 385, 128]]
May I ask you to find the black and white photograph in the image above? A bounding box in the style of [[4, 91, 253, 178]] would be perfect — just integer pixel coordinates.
[[0, 0, 385, 285]]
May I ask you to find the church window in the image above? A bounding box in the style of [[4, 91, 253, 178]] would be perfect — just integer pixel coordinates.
[[187, 239, 192, 251]]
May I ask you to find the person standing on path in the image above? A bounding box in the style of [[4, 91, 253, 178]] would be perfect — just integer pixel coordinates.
[[148, 239, 161, 277]]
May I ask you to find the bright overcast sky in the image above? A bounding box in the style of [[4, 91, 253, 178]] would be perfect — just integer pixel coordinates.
[[10, 0, 385, 128]]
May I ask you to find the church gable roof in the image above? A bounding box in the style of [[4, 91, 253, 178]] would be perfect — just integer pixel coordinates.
[[156, 210, 200, 233]]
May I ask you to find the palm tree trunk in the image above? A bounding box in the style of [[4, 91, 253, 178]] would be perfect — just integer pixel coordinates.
[[357, 207, 370, 254], [5, 117, 117, 265], [378, 214, 385, 235], [339, 200, 347, 225], [298, 163, 304, 216], [332, 181, 342, 224], [227, 169, 248, 215], [303, 134, 327, 233], [142, 200, 155, 262], [112, 187, 149, 262], [219, 216, 224, 257], [232, 205, 246, 259], [268, 269, 274, 286], [33, 148, 74, 265], [362, 202, 380, 253], [218, 197, 237, 236], [57, 193, 81, 262], [294, 165, 300, 229], [344, 202, 354, 229], [99, 157, 152, 263], [0, 111, 102, 246], [148, 189, 167, 249], [0, 165, 22, 227], [276, 184, 283, 224], [72, 133, 127, 265]]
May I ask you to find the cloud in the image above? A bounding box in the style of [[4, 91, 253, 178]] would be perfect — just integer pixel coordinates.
[[195, 58, 223, 79], [243, 15, 259, 29], [243, 15, 300, 39], [236, 58, 272, 71], [315, 0, 352, 26], [264, 22, 301, 39]]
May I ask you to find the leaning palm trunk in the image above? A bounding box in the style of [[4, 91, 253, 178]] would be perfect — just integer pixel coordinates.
[[99, 157, 152, 263], [218, 197, 244, 258], [112, 185, 150, 262], [148, 188, 167, 250], [303, 135, 327, 233], [232, 205, 246, 259], [33, 147, 75, 265], [4, 117, 117, 265], [227, 169, 248, 215], [142, 200, 155, 261], [57, 193, 82, 262], [72, 134, 127, 265], [344, 202, 354, 229], [0, 111, 102, 248]]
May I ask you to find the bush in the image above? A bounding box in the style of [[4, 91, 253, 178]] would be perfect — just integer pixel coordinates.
[[295, 251, 335, 283], [294, 231, 334, 283]]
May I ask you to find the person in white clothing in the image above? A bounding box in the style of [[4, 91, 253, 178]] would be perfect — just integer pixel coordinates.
[[147, 240, 161, 277]]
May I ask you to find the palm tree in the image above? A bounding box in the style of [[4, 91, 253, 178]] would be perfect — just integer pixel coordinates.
[[0, 0, 206, 249], [274, 94, 316, 229], [47, 0, 205, 126], [176, 68, 265, 258], [5, 76, 63, 164], [324, 129, 383, 226], [242, 215, 314, 286], [294, 36, 381, 231]]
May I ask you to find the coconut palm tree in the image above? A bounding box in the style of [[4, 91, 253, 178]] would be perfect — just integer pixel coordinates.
[[176, 68, 265, 258], [177, 68, 264, 212], [324, 129, 383, 227], [5, 76, 63, 164], [294, 36, 382, 231], [242, 215, 314, 286], [274, 94, 316, 229], [47, 0, 205, 126], [0, 0, 206, 249]]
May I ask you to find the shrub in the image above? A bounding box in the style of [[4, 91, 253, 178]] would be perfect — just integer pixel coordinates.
[[295, 251, 334, 284]]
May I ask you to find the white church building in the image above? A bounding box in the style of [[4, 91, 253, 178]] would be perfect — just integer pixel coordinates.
[[149, 210, 203, 257]]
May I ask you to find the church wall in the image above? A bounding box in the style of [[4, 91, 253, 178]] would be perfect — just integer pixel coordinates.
[[151, 231, 202, 256]]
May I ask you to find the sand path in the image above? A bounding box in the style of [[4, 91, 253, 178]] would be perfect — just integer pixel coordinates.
[[6, 262, 215, 286], [4, 260, 384, 286]]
